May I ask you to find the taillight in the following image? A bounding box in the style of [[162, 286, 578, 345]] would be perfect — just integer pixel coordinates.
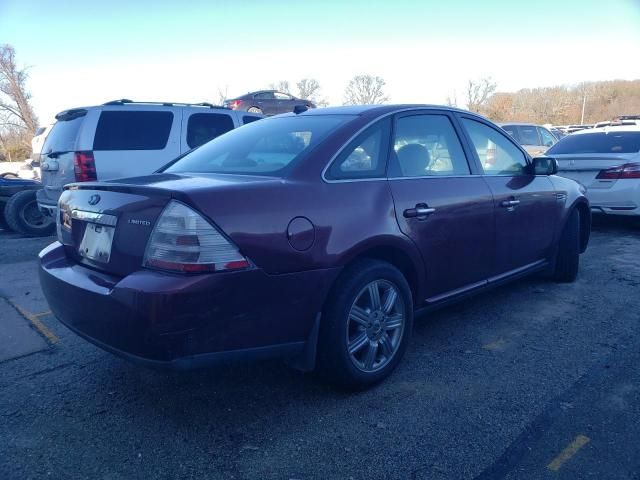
[[73, 151, 97, 182], [227, 100, 242, 110], [143, 201, 250, 274], [596, 162, 640, 180]]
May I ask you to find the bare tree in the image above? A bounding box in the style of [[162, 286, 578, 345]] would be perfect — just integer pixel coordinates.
[[0, 45, 38, 135], [445, 91, 458, 108], [215, 86, 228, 105], [269, 80, 291, 93], [343, 75, 388, 105], [296, 78, 328, 106], [466, 77, 497, 113]]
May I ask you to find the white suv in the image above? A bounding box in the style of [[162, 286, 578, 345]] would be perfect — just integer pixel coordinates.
[[37, 100, 262, 217]]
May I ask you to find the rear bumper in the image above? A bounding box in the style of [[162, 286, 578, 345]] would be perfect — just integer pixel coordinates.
[[587, 182, 640, 217], [39, 242, 340, 368], [36, 189, 57, 217]]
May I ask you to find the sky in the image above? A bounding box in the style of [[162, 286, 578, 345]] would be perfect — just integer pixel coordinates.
[[1, 0, 640, 124]]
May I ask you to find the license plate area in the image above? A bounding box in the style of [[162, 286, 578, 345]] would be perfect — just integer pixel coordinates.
[[78, 223, 115, 263]]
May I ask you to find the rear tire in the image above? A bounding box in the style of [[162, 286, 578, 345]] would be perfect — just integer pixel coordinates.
[[316, 259, 413, 389], [247, 106, 262, 114], [4, 190, 55, 237], [552, 209, 580, 282]]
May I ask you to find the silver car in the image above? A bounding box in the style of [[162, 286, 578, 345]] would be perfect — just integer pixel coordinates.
[[500, 123, 558, 157]]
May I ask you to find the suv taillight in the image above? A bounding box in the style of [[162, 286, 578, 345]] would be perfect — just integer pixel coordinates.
[[73, 151, 97, 182], [227, 100, 242, 110], [596, 162, 640, 180], [143, 201, 250, 274]]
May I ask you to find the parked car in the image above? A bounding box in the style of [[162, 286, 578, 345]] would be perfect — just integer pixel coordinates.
[[500, 123, 559, 156], [31, 123, 54, 162], [224, 90, 316, 116], [0, 176, 54, 235], [39, 105, 590, 388], [548, 125, 640, 217], [37, 100, 263, 219], [551, 128, 567, 140]]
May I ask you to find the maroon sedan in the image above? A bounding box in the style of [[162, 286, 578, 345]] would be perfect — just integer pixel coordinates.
[[39, 105, 590, 388]]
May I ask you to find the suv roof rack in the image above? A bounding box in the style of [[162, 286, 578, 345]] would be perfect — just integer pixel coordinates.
[[102, 99, 229, 109]]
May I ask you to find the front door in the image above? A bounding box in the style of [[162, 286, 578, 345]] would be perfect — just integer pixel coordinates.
[[460, 117, 558, 277], [388, 112, 495, 301]]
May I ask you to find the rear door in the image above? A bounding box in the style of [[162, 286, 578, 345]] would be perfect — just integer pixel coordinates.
[[39, 109, 90, 206], [92, 107, 181, 179], [460, 116, 558, 277], [386, 111, 495, 301], [180, 110, 236, 153], [253, 92, 277, 115]]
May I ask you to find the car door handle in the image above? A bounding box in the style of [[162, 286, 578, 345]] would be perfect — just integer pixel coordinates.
[[403, 204, 436, 218], [500, 199, 521, 208]]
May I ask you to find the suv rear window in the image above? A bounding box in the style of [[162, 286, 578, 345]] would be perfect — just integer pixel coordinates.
[[186, 113, 234, 149], [42, 110, 87, 154], [547, 131, 640, 154], [93, 111, 173, 151]]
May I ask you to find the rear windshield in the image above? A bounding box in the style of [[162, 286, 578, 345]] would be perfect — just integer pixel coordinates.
[[164, 115, 354, 176], [42, 111, 87, 154], [93, 111, 174, 151], [547, 131, 640, 154]]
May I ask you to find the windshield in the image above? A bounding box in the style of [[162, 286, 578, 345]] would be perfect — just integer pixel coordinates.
[[164, 115, 355, 176], [547, 131, 640, 155]]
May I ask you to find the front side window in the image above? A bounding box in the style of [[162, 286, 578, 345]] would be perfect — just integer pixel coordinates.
[[274, 92, 292, 100], [517, 125, 541, 145], [462, 118, 528, 175], [93, 111, 173, 151], [390, 114, 470, 177], [538, 127, 557, 148], [164, 115, 354, 176], [326, 118, 391, 180], [186, 113, 234, 149]]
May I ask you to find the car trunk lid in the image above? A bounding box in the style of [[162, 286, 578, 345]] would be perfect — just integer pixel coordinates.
[[554, 153, 638, 189]]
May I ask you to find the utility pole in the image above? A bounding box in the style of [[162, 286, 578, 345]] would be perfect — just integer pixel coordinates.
[[580, 93, 587, 124]]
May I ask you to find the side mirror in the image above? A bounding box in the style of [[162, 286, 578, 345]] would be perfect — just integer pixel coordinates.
[[532, 156, 558, 175]]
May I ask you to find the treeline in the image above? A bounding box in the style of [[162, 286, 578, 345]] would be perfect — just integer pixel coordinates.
[[479, 79, 640, 125]]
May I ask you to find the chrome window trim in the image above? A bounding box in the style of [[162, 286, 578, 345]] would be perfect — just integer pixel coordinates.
[[321, 107, 479, 184]]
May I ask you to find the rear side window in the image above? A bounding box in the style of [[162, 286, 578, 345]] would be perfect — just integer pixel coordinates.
[[243, 116, 261, 125], [186, 113, 234, 149], [547, 131, 640, 154], [326, 118, 391, 180], [93, 111, 173, 151], [42, 110, 87, 153]]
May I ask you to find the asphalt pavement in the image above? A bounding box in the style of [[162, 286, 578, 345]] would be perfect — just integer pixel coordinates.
[[1, 217, 639, 480]]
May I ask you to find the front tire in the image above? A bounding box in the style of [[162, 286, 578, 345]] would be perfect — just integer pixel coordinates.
[[552, 209, 580, 282], [4, 190, 55, 237], [316, 259, 413, 389]]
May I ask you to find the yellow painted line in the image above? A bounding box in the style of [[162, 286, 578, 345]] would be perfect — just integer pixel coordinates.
[[547, 435, 590, 472], [33, 310, 52, 318], [8, 300, 59, 344]]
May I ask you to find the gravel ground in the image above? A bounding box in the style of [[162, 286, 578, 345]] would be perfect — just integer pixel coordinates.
[[1, 216, 639, 479]]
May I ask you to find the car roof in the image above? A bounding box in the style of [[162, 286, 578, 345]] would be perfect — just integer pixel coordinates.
[[572, 124, 640, 135], [499, 122, 544, 127], [287, 104, 481, 117]]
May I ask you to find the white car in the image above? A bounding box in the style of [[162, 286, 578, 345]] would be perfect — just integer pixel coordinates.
[[37, 100, 263, 217], [548, 125, 640, 217], [31, 123, 54, 162]]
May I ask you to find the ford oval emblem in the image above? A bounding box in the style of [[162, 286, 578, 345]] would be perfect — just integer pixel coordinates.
[[88, 194, 101, 206]]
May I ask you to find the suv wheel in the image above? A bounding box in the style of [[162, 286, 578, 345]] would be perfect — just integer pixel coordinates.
[[4, 190, 55, 237], [247, 107, 262, 114], [317, 259, 413, 388]]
